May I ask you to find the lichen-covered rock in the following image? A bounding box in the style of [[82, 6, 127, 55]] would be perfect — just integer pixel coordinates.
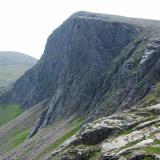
[[78, 118, 123, 144]]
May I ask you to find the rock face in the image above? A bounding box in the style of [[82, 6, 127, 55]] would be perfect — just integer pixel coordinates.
[[2, 11, 160, 160], [49, 104, 160, 160], [1, 11, 160, 135]]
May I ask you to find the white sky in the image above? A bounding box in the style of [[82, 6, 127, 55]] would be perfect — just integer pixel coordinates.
[[0, 0, 160, 59]]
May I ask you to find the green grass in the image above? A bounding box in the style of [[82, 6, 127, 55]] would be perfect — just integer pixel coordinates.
[[89, 149, 100, 160], [0, 102, 48, 156], [144, 157, 155, 160], [34, 118, 84, 160], [153, 139, 160, 145], [119, 127, 133, 136], [144, 146, 160, 154], [0, 104, 23, 126], [5, 129, 29, 150], [0, 127, 29, 153]]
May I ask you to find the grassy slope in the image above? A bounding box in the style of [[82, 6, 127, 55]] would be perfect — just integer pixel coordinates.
[[34, 118, 83, 160], [0, 103, 25, 153], [0, 52, 37, 156], [0, 100, 47, 155], [1, 128, 29, 153], [0, 104, 23, 126], [0, 116, 84, 160]]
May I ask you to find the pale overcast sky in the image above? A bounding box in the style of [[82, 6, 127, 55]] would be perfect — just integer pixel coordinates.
[[0, 0, 160, 59]]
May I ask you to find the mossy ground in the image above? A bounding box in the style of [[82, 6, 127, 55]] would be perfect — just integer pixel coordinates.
[[143, 146, 160, 154]]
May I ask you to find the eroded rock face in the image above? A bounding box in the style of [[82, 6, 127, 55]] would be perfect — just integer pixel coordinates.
[[78, 118, 126, 144], [1, 12, 160, 137], [0, 12, 141, 130]]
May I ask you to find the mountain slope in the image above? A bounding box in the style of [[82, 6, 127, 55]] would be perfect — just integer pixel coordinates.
[[0, 51, 37, 87], [1, 11, 160, 138], [2, 103, 160, 160], [0, 100, 47, 156], [0, 12, 141, 111], [1, 11, 160, 159]]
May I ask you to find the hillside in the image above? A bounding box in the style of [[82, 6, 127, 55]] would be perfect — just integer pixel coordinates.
[[1, 101, 160, 159], [0, 51, 37, 87], [2, 11, 160, 130], [1, 11, 160, 159]]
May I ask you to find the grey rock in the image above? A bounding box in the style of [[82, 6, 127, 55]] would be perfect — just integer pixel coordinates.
[[128, 153, 156, 160], [1, 11, 160, 136], [76, 150, 90, 160], [46, 104, 160, 160]]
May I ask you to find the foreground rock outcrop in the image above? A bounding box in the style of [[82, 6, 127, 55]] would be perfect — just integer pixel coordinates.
[[48, 104, 160, 160]]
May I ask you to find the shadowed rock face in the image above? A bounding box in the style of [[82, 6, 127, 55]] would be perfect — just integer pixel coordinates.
[[2, 11, 160, 135], [2, 12, 139, 116]]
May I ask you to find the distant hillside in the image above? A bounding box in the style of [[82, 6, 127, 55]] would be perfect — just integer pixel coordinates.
[[0, 51, 37, 87]]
